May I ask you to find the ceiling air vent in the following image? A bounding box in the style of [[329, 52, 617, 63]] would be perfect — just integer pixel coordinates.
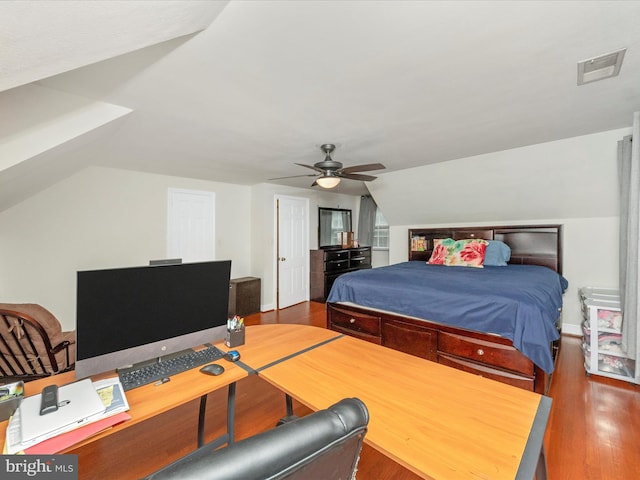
[[577, 48, 626, 85]]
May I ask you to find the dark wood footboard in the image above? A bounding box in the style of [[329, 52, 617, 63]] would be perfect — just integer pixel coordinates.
[[327, 302, 558, 394]]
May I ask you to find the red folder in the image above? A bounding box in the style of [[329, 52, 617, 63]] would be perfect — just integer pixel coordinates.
[[24, 412, 131, 454]]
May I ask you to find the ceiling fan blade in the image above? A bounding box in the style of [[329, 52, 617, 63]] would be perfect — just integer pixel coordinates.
[[338, 172, 378, 182], [339, 163, 385, 174], [280, 147, 384, 185], [269, 173, 318, 180], [295, 163, 324, 173]]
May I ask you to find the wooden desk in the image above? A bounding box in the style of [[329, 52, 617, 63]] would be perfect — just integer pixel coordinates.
[[2, 324, 549, 480], [215, 323, 341, 371], [249, 326, 550, 480], [0, 325, 341, 451], [0, 359, 248, 451]]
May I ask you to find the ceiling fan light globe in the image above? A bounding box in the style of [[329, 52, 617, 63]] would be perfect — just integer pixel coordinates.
[[316, 176, 341, 188]]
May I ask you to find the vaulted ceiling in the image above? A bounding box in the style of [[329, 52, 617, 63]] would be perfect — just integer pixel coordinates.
[[1, 0, 639, 210]]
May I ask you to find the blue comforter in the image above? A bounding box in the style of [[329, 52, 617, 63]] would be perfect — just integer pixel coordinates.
[[327, 262, 568, 373]]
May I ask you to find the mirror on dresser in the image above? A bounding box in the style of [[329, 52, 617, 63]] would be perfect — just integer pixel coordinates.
[[318, 207, 352, 248]]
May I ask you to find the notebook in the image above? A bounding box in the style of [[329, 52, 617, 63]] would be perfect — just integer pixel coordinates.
[[19, 378, 106, 447]]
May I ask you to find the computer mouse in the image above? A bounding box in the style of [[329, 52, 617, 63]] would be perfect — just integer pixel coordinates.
[[200, 363, 225, 376]]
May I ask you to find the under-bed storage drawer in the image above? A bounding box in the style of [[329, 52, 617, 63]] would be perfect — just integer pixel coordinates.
[[438, 332, 534, 376], [328, 305, 381, 344], [382, 320, 437, 362], [438, 354, 535, 391]]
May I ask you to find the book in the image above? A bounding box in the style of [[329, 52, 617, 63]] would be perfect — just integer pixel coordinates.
[[411, 235, 426, 251]]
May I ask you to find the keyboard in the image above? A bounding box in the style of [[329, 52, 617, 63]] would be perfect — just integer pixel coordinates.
[[118, 345, 225, 391]]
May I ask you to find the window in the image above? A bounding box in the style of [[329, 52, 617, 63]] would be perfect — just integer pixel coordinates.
[[372, 208, 389, 249]]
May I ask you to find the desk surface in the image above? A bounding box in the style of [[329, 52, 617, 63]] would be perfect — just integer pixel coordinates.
[[2, 324, 549, 479], [213, 322, 341, 370], [0, 324, 341, 451], [243, 325, 549, 480], [0, 357, 248, 451]]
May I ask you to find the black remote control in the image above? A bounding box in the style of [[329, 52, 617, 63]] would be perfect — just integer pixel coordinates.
[[39, 385, 59, 415]]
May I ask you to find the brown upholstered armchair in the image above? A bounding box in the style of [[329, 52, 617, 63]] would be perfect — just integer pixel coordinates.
[[0, 303, 75, 382]]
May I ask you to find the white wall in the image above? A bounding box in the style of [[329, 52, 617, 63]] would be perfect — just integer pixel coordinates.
[[0, 166, 252, 331], [370, 128, 628, 226], [250, 183, 360, 311], [3, 127, 625, 334], [378, 128, 631, 335], [0, 167, 362, 328], [371, 249, 389, 268]]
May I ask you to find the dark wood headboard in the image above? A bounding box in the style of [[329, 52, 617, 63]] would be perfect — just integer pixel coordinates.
[[408, 224, 563, 274]]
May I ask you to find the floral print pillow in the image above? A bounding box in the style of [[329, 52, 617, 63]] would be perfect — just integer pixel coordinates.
[[427, 238, 455, 265], [427, 238, 488, 267], [445, 239, 488, 267]]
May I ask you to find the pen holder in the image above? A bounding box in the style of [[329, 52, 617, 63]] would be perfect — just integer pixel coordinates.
[[225, 324, 245, 348]]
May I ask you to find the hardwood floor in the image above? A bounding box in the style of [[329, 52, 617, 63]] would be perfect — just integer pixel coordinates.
[[544, 334, 640, 479], [74, 301, 640, 479]]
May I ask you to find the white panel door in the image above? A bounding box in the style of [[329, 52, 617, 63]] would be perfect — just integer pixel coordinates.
[[276, 195, 309, 309], [167, 188, 215, 262]]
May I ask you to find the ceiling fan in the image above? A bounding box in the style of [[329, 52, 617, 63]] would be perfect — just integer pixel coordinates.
[[271, 144, 385, 189]]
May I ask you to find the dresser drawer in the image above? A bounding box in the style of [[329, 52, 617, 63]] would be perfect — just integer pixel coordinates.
[[349, 256, 371, 268], [438, 332, 533, 376], [438, 353, 534, 391], [350, 247, 371, 257], [325, 259, 349, 272], [329, 306, 381, 337], [325, 250, 350, 261]]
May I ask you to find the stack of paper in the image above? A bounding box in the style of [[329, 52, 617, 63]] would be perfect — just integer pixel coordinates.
[[4, 377, 130, 454]]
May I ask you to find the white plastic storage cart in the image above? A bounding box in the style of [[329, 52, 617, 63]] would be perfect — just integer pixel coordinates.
[[580, 287, 637, 383]]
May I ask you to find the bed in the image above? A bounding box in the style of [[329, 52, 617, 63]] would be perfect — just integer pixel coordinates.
[[326, 224, 567, 394]]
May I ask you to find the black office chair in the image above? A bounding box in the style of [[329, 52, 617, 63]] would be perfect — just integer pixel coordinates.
[[141, 397, 369, 480]]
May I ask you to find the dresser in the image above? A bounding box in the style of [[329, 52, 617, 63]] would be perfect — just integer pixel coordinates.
[[310, 246, 372, 302]]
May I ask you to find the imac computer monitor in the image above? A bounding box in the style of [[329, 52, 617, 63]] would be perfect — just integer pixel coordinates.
[[75, 260, 231, 379]]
